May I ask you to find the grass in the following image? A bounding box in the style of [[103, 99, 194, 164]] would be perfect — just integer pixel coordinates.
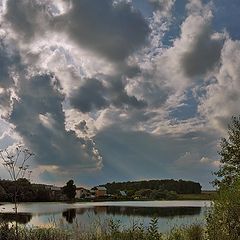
[[0, 219, 206, 240], [177, 192, 216, 200]]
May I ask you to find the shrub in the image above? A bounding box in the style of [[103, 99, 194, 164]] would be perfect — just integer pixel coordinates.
[[206, 179, 240, 240]]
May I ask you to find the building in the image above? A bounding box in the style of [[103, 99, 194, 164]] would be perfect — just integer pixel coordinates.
[[119, 191, 127, 197], [93, 186, 107, 197], [75, 187, 90, 199]]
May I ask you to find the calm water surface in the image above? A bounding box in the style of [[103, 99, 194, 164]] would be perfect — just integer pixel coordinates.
[[0, 201, 211, 232]]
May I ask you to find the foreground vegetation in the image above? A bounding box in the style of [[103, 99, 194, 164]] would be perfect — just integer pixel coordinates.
[[0, 220, 205, 240]]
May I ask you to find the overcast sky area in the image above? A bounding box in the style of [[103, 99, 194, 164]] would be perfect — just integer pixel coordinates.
[[0, 0, 239, 189]]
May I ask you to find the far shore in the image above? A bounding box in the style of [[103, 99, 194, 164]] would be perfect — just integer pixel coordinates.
[[0, 192, 215, 205]]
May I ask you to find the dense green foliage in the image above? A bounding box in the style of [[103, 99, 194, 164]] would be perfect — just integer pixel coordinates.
[[206, 116, 240, 239], [0, 178, 52, 202], [101, 179, 202, 195], [133, 189, 178, 200], [215, 116, 240, 186], [62, 180, 76, 200], [206, 179, 240, 240]]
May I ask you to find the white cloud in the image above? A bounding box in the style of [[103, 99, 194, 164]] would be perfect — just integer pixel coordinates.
[[198, 39, 240, 133]]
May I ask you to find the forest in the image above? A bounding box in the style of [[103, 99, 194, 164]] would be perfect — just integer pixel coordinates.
[[101, 179, 202, 196]]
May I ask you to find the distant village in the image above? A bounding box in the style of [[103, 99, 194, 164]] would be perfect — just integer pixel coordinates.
[[37, 178, 203, 201], [0, 178, 127, 202], [0, 178, 204, 202], [45, 185, 127, 201]]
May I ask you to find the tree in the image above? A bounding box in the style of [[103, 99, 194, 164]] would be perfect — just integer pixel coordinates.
[[215, 116, 240, 186], [0, 144, 34, 240], [62, 180, 76, 200], [0, 185, 7, 201]]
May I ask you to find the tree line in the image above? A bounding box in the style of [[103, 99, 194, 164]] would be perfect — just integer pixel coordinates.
[[101, 179, 202, 196], [0, 178, 76, 202], [0, 178, 52, 202]]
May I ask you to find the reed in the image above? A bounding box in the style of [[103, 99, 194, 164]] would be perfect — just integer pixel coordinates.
[[0, 220, 205, 240]]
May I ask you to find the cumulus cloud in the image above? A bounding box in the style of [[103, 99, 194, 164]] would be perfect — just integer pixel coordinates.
[[52, 0, 150, 62], [126, 0, 224, 126], [4, 0, 51, 41], [9, 73, 102, 173], [198, 39, 240, 133], [0, 37, 21, 88], [149, 0, 175, 17], [180, 18, 224, 77], [69, 78, 108, 113], [69, 76, 147, 113], [159, 1, 223, 83]]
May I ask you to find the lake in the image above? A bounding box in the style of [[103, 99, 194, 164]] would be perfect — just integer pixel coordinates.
[[0, 201, 211, 233]]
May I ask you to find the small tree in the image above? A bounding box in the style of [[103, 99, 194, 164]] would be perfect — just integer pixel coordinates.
[[62, 179, 76, 201], [215, 116, 240, 186], [0, 144, 34, 239]]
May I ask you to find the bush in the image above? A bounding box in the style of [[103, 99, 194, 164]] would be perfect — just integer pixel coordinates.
[[206, 179, 240, 240]]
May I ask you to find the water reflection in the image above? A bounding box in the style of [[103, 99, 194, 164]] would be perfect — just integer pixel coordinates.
[[58, 206, 202, 225], [62, 209, 76, 223], [0, 213, 32, 224], [72, 206, 201, 219], [0, 206, 202, 225], [105, 206, 201, 218], [0, 202, 208, 232]]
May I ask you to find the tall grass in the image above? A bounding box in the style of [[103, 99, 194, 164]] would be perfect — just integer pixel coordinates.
[[0, 220, 205, 240]]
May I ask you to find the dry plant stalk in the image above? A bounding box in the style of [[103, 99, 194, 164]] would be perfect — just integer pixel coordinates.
[[0, 144, 34, 240]]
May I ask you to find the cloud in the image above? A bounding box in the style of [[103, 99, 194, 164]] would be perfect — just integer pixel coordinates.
[[4, 0, 50, 41], [9, 73, 102, 172], [0, 37, 21, 88], [0, 88, 11, 117], [69, 78, 109, 113], [181, 19, 224, 77], [160, 3, 223, 83], [52, 0, 150, 61], [149, 0, 175, 17], [127, 0, 224, 119], [75, 120, 88, 135], [69, 76, 147, 113], [109, 76, 147, 109], [198, 39, 240, 133]]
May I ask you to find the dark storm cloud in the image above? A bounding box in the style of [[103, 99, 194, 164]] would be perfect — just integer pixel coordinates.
[[0, 89, 11, 111], [69, 78, 109, 113], [9, 73, 101, 169], [0, 39, 21, 88], [4, 0, 150, 61], [181, 24, 224, 77], [69, 77, 147, 113], [52, 0, 150, 61], [5, 0, 50, 41], [109, 77, 147, 109]]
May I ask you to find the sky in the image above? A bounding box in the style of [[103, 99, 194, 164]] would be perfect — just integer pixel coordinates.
[[0, 0, 239, 189]]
